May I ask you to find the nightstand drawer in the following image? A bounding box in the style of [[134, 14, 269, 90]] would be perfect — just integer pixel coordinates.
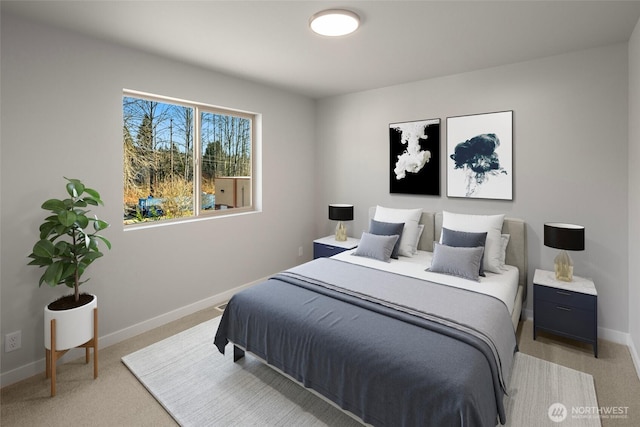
[[535, 284, 595, 311], [535, 299, 596, 340], [313, 242, 348, 258]]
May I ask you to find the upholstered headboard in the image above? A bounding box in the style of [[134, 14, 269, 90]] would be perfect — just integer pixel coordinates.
[[367, 207, 528, 291]]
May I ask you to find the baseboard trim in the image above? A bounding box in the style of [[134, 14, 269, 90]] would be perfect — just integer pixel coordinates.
[[598, 325, 631, 346], [0, 277, 265, 388], [628, 335, 640, 381]]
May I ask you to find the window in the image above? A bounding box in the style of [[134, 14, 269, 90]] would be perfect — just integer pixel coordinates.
[[123, 91, 256, 226]]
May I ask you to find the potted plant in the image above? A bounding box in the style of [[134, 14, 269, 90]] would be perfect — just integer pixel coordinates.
[[27, 177, 111, 395]]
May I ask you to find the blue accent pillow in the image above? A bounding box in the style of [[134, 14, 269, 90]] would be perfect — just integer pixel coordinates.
[[441, 227, 488, 276], [352, 232, 400, 263], [369, 219, 405, 259], [427, 242, 484, 281]]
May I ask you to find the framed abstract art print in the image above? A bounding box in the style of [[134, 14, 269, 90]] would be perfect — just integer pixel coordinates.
[[446, 111, 513, 200], [389, 118, 440, 195]]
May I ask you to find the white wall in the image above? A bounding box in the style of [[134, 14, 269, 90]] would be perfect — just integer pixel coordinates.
[[315, 44, 630, 339], [0, 13, 316, 381], [628, 17, 640, 376]]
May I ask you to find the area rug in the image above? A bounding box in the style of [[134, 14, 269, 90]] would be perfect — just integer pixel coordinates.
[[122, 317, 600, 426]]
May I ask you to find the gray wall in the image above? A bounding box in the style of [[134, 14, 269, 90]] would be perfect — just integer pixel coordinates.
[[0, 14, 316, 378], [2, 10, 638, 383], [629, 18, 640, 370], [315, 43, 630, 337]]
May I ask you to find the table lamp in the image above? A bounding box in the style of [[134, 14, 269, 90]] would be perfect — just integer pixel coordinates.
[[329, 204, 353, 242], [544, 223, 585, 282]]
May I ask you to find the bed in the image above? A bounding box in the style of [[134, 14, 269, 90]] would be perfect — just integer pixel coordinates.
[[215, 208, 527, 426]]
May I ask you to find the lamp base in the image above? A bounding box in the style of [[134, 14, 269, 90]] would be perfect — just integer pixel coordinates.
[[554, 250, 574, 282], [335, 221, 347, 242]]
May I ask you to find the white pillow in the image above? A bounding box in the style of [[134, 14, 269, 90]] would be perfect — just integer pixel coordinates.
[[412, 224, 425, 254], [499, 234, 510, 270], [441, 211, 505, 273], [374, 206, 422, 257]]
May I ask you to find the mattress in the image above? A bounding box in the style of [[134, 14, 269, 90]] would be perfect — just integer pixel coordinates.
[[332, 248, 520, 314]]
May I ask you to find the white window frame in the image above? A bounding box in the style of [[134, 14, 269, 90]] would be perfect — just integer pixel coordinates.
[[123, 89, 260, 228]]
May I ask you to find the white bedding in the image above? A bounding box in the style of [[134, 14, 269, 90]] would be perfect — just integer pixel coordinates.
[[331, 249, 520, 315]]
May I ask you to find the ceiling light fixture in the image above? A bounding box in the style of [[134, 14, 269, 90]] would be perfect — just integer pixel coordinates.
[[309, 9, 360, 37]]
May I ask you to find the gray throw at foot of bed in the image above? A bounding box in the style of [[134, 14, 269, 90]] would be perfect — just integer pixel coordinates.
[[215, 258, 517, 426]]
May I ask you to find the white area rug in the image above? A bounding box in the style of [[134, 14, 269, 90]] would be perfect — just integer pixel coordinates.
[[122, 317, 600, 426]]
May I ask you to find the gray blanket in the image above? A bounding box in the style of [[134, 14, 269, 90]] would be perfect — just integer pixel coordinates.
[[215, 258, 517, 426]]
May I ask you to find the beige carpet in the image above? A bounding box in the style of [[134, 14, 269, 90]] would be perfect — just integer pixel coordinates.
[[122, 316, 599, 426], [1, 307, 638, 426]]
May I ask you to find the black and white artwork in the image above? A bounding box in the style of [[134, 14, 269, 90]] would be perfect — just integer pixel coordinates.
[[389, 118, 440, 195], [446, 111, 513, 200]]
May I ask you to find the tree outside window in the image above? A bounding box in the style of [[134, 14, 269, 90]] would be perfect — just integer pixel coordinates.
[[123, 93, 254, 226]]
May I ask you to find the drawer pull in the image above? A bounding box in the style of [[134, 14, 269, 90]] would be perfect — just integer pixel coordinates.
[[556, 291, 572, 296], [556, 306, 572, 312]]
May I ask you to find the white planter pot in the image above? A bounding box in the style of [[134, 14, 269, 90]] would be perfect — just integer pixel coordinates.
[[44, 295, 97, 351]]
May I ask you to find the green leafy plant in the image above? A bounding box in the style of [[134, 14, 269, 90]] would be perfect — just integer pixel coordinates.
[[28, 178, 111, 304]]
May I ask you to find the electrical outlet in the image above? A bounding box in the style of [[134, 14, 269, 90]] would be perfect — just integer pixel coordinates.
[[5, 331, 21, 352], [298, 246, 303, 257]]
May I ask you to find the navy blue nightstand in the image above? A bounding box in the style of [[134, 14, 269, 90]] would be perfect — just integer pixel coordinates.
[[313, 236, 359, 259], [533, 269, 598, 357]]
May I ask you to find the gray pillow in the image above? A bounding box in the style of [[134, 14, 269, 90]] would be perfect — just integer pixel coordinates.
[[352, 232, 400, 263], [427, 242, 484, 281], [441, 227, 487, 276], [369, 219, 404, 259]]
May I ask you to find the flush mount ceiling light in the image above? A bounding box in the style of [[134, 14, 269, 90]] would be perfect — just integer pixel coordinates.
[[309, 9, 360, 37]]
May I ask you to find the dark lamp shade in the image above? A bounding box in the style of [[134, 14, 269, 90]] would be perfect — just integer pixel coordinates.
[[544, 223, 585, 251], [328, 204, 353, 221]]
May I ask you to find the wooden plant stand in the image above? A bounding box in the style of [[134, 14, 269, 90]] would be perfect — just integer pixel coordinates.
[[45, 308, 98, 397]]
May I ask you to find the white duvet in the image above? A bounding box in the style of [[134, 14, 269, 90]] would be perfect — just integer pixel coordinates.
[[331, 249, 520, 315]]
